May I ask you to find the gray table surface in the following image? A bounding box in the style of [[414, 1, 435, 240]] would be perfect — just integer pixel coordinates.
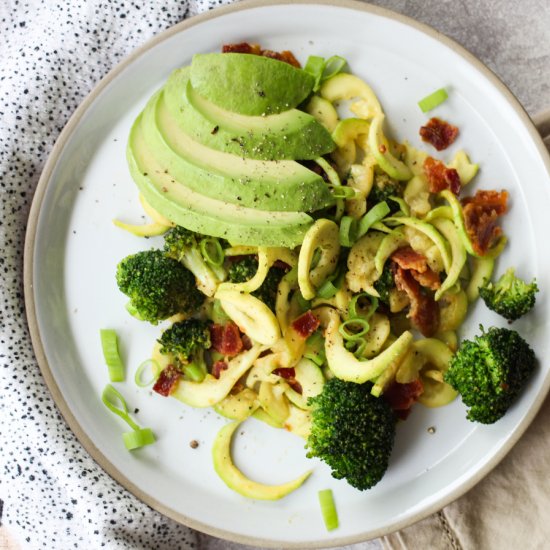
[[200, 1, 550, 549]]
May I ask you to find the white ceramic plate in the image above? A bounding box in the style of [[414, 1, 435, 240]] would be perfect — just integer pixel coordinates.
[[25, 1, 550, 547]]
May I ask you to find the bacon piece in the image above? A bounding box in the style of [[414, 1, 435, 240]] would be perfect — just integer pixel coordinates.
[[410, 268, 441, 290], [272, 367, 303, 394], [209, 322, 243, 357], [391, 247, 441, 290], [394, 266, 440, 337], [383, 379, 424, 420], [211, 360, 228, 379], [291, 310, 321, 339], [222, 42, 261, 54], [419, 117, 459, 151], [461, 190, 509, 256], [222, 43, 301, 67], [391, 247, 428, 273], [424, 156, 461, 195], [153, 364, 181, 397]]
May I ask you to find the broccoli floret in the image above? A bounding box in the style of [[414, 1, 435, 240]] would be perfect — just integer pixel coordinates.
[[444, 326, 536, 424], [158, 318, 211, 380], [368, 173, 404, 214], [479, 268, 538, 322], [116, 250, 204, 324], [306, 378, 396, 490], [228, 256, 287, 311], [164, 226, 225, 297], [373, 263, 395, 304]]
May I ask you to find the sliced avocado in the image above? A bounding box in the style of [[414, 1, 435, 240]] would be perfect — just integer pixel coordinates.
[[162, 68, 334, 161], [212, 420, 312, 500], [138, 91, 334, 213], [127, 116, 315, 247], [191, 53, 314, 115]]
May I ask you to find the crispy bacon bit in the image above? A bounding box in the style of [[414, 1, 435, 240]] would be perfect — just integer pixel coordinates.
[[273, 367, 303, 394], [424, 156, 461, 195], [391, 247, 441, 290], [210, 322, 243, 357], [394, 266, 440, 337], [153, 364, 181, 397], [241, 333, 253, 351], [461, 190, 509, 255], [383, 379, 424, 420], [211, 360, 228, 379], [410, 268, 441, 290], [391, 247, 428, 273], [291, 310, 321, 339], [222, 43, 301, 67], [222, 42, 261, 54], [419, 117, 459, 151]]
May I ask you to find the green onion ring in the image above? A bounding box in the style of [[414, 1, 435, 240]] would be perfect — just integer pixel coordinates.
[[339, 318, 370, 340], [200, 237, 224, 267], [134, 359, 161, 388]]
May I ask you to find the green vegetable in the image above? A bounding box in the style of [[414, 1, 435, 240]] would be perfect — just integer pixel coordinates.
[[306, 378, 396, 490], [373, 263, 395, 304], [318, 489, 339, 531], [158, 318, 212, 382], [164, 225, 226, 297], [368, 173, 404, 215], [100, 328, 125, 382], [116, 250, 204, 324], [478, 267, 538, 322], [227, 255, 287, 311], [444, 326, 536, 424], [304, 55, 348, 92], [134, 359, 161, 388], [102, 384, 156, 450], [418, 88, 449, 113]]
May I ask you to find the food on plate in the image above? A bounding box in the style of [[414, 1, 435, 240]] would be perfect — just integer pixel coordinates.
[[478, 267, 539, 322], [444, 327, 536, 424], [111, 44, 538, 502]]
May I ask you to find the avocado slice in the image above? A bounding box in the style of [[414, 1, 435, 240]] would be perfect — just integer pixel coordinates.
[[137, 91, 334, 213], [127, 116, 315, 247], [191, 53, 315, 116], [162, 67, 334, 161], [212, 420, 312, 500]]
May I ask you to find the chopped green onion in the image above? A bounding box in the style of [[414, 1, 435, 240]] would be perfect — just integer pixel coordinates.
[[304, 331, 326, 366], [322, 56, 347, 81], [339, 216, 358, 247], [418, 87, 448, 113], [357, 201, 391, 238], [200, 237, 224, 267], [318, 489, 339, 531], [102, 384, 155, 450], [304, 55, 326, 91], [122, 428, 156, 451], [314, 157, 341, 187], [348, 293, 378, 321], [316, 279, 339, 299], [100, 329, 125, 382], [339, 318, 370, 340], [134, 359, 161, 388], [331, 186, 356, 199]]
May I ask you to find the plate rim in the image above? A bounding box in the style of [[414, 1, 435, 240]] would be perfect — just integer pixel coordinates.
[[23, 0, 550, 547]]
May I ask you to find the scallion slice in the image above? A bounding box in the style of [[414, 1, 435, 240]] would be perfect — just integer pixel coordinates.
[[134, 359, 161, 388], [357, 201, 391, 238], [102, 384, 156, 450], [418, 88, 448, 113], [338, 318, 370, 341], [100, 329, 125, 382], [339, 216, 358, 247], [322, 55, 347, 81], [316, 279, 339, 299], [304, 55, 326, 91], [348, 293, 378, 321], [318, 489, 339, 531], [200, 237, 224, 267]]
